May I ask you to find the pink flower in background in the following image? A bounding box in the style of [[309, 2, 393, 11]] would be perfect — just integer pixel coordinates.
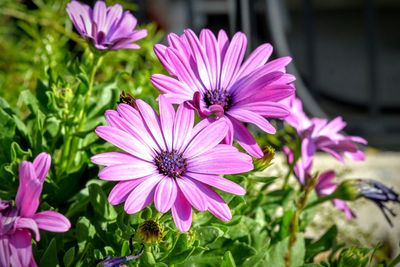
[[283, 147, 354, 219], [92, 96, 253, 232], [66, 1, 147, 50], [0, 153, 71, 267], [285, 97, 367, 166], [151, 29, 295, 158], [316, 171, 355, 219]]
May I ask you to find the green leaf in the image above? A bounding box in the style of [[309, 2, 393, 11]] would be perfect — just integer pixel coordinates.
[[0, 107, 16, 139], [76, 217, 96, 254], [40, 238, 59, 267], [305, 225, 337, 261], [229, 241, 257, 265], [88, 183, 117, 220], [221, 251, 237, 267], [10, 142, 31, 162], [265, 234, 305, 267], [63, 247, 75, 267], [19, 90, 42, 115], [196, 226, 225, 246]]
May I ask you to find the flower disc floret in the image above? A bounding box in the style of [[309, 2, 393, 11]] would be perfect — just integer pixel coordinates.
[[154, 150, 187, 178], [204, 90, 232, 110]]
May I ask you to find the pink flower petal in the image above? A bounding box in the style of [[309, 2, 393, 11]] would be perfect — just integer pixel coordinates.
[[91, 152, 143, 166], [227, 108, 276, 134], [176, 177, 207, 212], [173, 103, 194, 152], [0, 237, 10, 267], [15, 217, 40, 241], [17, 162, 42, 217], [220, 32, 247, 89], [192, 181, 232, 221], [217, 30, 229, 60], [151, 74, 194, 101], [116, 104, 160, 151], [158, 95, 176, 150], [105, 109, 158, 155], [93, 1, 107, 33], [95, 126, 154, 161], [235, 84, 295, 105], [9, 230, 32, 267], [200, 29, 221, 89], [188, 145, 253, 175], [98, 163, 157, 181], [16, 161, 35, 212], [186, 171, 246, 195], [236, 43, 273, 80], [33, 210, 71, 233], [108, 178, 146, 205], [66, 1, 92, 36], [136, 100, 167, 151], [230, 71, 284, 101], [166, 48, 205, 92], [104, 3, 123, 33], [185, 29, 213, 90], [234, 101, 290, 118], [183, 119, 228, 158], [32, 152, 51, 183], [171, 189, 192, 232], [124, 174, 162, 214], [154, 177, 177, 213], [154, 44, 176, 75], [229, 116, 263, 158]]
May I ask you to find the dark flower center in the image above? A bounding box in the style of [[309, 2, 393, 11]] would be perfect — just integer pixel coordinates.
[[204, 89, 232, 110], [154, 150, 187, 178], [138, 220, 163, 243]]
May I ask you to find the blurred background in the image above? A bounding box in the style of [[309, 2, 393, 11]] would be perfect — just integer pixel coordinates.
[[140, 0, 400, 150]]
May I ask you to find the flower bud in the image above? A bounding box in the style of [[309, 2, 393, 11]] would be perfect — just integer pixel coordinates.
[[332, 180, 359, 201], [119, 91, 138, 109], [254, 146, 275, 171], [136, 220, 163, 244]]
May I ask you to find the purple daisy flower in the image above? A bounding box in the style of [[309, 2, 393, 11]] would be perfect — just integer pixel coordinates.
[[92, 96, 253, 232], [66, 1, 147, 50], [283, 147, 354, 219], [285, 97, 367, 166], [151, 29, 295, 158], [0, 153, 71, 267]]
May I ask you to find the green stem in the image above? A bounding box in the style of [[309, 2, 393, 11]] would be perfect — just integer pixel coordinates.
[[285, 175, 317, 267], [282, 159, 295, 190], [66, 54, 103, 169], [303, 194, 336, 211]]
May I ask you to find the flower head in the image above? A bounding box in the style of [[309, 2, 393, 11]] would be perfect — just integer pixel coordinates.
[[285, 97, 367, 166], [66, 1, 147, 50], [335, 179, 400, 226], [137, 220, 163, 244], [0, 153, 71, 267], [92, 96, 253, 232], [151, 29, 295, 158], [283, 147, 354, 219]]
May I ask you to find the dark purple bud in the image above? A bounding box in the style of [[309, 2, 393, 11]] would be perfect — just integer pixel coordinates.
[[357, 179, 400, 226], [97, 244, 144, 267], [118, 91, 138, 109]]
